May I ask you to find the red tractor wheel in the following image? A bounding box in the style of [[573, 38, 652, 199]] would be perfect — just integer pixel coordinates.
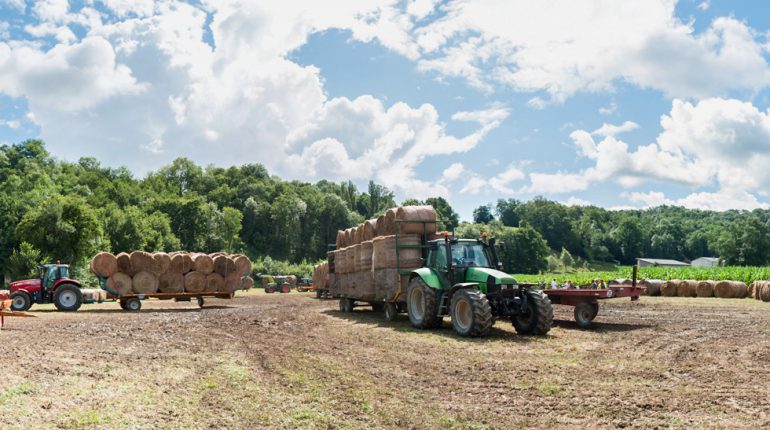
[[281, 285, 291, 293]]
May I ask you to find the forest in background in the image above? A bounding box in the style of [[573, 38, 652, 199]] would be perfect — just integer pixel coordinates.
[[2, 140, 770, 281]]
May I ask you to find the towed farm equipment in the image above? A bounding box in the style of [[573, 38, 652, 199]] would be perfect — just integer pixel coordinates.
[[328, 207, 554, 338], [1, 291, 35, 329]]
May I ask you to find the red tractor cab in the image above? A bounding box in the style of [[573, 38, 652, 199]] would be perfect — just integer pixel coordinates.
[[9, 264, 84, 312]]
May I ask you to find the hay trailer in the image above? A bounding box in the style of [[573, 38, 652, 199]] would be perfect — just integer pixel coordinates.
[[542, 266, 644, 328], [96, 275, 241, 311]]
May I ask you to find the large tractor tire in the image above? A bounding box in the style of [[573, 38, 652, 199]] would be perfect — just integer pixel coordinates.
[[54, 284, 83, 312], [574, 301, 599, 328], [10, 291, 32, 312], [450, 289, 493, 337], [406, 277, 442, 329], [511, 289, 553, 335]]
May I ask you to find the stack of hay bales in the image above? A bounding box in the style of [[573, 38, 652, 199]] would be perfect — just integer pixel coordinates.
[[90, 251, 253, 296], [312, 262, 329, 290], [331, 205, 437, 300], [654, 279, 749, 299]]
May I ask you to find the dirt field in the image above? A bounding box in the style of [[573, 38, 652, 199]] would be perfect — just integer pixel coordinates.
[[1, 291, 769, 429]]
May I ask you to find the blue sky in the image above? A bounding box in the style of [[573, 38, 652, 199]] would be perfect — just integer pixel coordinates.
[[2, 1, 770, 220]]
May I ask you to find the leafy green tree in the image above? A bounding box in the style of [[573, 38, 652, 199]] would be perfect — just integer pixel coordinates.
[[612, 218, 644, 264], [423, 197, 459, 232], [473, 204, 494, 224], [499, 225, 549, 274], [362, 180, 396, 218], [495, 198, 521, 227], [8, 242, 43, 279], [716, 216, 770, 265], [560, 247, 575, 268]]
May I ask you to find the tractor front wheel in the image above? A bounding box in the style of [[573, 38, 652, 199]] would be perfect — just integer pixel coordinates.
[[54, 284, 83, 312], [511, 289, 553, 335], [10, 292, 32, 312], [574, 302, 599, 328], [450, 289, 493, 337], [280, 285, 291, 293], [406, 277, 442, 329]]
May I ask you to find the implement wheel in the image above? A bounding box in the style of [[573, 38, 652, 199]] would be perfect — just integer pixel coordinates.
[[383, 302, 398, 321], [406, 277, 442, 329], [197, 297, 205, 308], [511, 289, 553, 335], [574, 302, 599, 328], [450, 289, 493, 337]]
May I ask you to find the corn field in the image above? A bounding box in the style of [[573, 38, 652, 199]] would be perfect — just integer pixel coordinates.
[[512, 266, 770, 286]]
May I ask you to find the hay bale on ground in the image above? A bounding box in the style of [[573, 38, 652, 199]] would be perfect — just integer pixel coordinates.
[[153, 252, 171, 274], [158, 271, 183, 293], [714, 281, 748, 298], [233, 255, 252, 277], [192, 253, 214, 274], [677, 280, 698, 297], [184, 271, 206, 293], [131, 251, 159, 274], [206, 273, 224, 292], [132, 271, 158, 294], [213, 255, 237, 276], [169, 253, 193, 274], [116, 252, 133, 276], [640, 280, 663, 296], [661, 279, 680, 297], [372, 235, 422, 270], [760, 282, 770, 302], [695, 280, 716, 297], [395, 206, 437, 235], [90, 252, 117, 277], [748, 281, 755, 298], [242, 276, 254, 291], [106, 272, 132, 295]]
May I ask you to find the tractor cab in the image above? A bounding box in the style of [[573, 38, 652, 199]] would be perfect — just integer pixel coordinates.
[[9, 263, 83, 312], [424, 237, 512, 292]]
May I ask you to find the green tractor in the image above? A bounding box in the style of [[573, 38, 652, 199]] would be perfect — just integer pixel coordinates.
[[405, 236, 553, 337]]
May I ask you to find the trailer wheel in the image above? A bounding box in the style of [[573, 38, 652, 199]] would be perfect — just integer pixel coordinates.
[[124, 298, 142, 312], [53, 284, 82, 312], [450, 289, 492, 337], [511, 289, 553, 335], [10, 292, 32, 312], [197, 297, 205, 308], [339, 298, 354, 312], [383, 302, 398, 321], [119, 300, 127, 310], [406, 277, 442, 329], [574, 302, 599, 328]]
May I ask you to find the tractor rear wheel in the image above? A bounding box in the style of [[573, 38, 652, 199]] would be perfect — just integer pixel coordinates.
[[266, 287, 275, 294], [450, 289, 492, 337], [54, 284, 83, 312], [406, 277, 442, 329], [10, 292, 32, 312], [383, 302, 398, 321], [511, 289, 553, 335], [574, 302, 599, 328]]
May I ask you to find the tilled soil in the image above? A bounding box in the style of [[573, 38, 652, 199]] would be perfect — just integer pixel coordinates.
[[1, 292, 769, 429]]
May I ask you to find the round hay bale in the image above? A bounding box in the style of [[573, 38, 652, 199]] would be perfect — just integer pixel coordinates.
[[184, 271, 206, 293], [677, 280, 697, 297], [661, 279, 679, 297], [242, 276, 254, 291], [376, 209, 397, 236], [90, 252, 117, 277], [714, 281, 747, 298], [192, 254, 214, 274], [336, 230, 346, 249], [760, 282, 770, 302], [158, 271, 184, 293], [132, 271, 159, 294], [116, 252, 133, 276], [748, 281, 755, 298], [221, 273, 242, 293], [130, 251, 159, 274], [640, 280, 663, 296], [372, 235, 422, 270], [169, 253, 193, 274], [395, 206, 437, 235], [106, 272, 132, 295], [209, 252, 225, 259], [352, 225, 363, 245], [153, 252, 171, 274], [344, 228, 354, 247], [206, 273, 224, 292], [362, 220, 377, 241], [232, 255, 252, 277], [213, 255, 237, 276], [695, 280, 716, 297]]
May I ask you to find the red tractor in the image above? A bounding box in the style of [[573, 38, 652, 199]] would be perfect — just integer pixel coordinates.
[[9, 264, 84, 312]]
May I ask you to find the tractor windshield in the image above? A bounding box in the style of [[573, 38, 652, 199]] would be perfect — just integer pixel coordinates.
[[451, 243, 492, 268]]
